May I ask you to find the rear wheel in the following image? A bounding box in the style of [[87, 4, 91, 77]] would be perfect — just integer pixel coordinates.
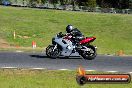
[[81, 45, 97, 60], [46, 45, 60, 59]]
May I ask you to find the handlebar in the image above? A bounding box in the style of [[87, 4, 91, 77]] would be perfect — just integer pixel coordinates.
[[57, 32, 65, 38]]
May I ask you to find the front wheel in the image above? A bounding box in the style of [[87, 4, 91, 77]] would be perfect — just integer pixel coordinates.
[[46, 45, 60, 59], [80, 45, 97, 60]]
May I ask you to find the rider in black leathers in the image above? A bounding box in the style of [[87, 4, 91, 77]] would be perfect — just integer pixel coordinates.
[[65, 25, 84, 44]]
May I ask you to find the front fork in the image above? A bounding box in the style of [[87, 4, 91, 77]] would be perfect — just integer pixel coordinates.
[[52, 44, 57, 51]]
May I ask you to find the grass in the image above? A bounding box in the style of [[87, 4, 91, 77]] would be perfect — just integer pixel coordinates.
[[0, 69, 131, 88], [0, 6, 132, 54]]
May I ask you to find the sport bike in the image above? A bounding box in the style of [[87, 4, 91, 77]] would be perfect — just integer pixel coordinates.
[[46, 32, 97, 60]]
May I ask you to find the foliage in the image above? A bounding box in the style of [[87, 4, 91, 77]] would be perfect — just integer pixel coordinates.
[[96, 0, 129, 9], [40, 0, 47, 4], [0, 0, 1, 4], [59, 0, 72, 5], [49, 0, 58, 4], [77, 0, 96, 7], [3, 0, 130, 9], [28, 0, 47, 7], [87, 0, 96, 7]]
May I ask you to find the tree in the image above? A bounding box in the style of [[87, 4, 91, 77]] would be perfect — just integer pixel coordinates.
[[96, 0, 129, 9], [76, 0, 96, 7], [87, 0, 96, 7], [41, 0, 47, 4], [59, 0, 72, 5], [129, 0, 132, 9], [119, 0, 129, 9], [28, 0, 47, 7], [49, 0, 58, 4], [49, 0, 59, 8], [0, 0, 2, 4]]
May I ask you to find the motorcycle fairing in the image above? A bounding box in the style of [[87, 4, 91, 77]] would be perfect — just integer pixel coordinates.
[[53, 36, 78, 56]]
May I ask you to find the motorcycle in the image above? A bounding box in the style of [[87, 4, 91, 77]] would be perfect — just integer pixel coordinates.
[[46, 32, 97, 60]]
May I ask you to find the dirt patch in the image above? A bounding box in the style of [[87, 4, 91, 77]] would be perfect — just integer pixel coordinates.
[[0, 39, 10, 48]]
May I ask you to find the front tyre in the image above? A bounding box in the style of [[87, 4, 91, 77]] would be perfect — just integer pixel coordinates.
[[46, 45, 52, 57], [81, 45, 97, 60], [46, 45, 60, 59]]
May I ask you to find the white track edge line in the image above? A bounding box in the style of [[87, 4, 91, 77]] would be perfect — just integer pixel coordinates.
[[106, 71, 118, 73], [1, 67, 18, 69], [86, 70, 95, 71], [58, 69, 70, 71], [31, 68, 46, 70], [16, 50, 24, 52]]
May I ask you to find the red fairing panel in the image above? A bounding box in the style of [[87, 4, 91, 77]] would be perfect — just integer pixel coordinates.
[[79, 37, 96, 44]]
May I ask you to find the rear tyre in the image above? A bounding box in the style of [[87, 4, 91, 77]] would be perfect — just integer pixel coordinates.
[[81, 45, 97, 60], [46, 45, 60, 59]]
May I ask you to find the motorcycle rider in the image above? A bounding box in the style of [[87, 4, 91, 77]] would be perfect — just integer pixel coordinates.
[[65, 25, 84, 44]]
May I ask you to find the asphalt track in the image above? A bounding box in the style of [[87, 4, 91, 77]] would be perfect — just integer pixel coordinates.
[[0, 52, 132, 73]]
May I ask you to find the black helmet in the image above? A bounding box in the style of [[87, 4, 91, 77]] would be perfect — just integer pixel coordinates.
[[66, 25, 73, 33]]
